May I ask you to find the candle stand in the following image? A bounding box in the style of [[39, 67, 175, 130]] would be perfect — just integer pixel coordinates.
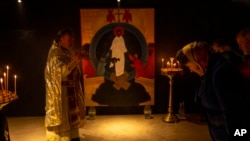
[[0, 66, 18, 109], [161, 58, 182, 123]]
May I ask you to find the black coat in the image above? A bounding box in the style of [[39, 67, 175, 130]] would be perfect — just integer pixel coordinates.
[[196, 52, 250, 139]]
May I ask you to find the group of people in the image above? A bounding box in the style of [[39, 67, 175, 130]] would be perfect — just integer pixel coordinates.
[[176, 28, 250, 141], [44, 27, 250, 141]]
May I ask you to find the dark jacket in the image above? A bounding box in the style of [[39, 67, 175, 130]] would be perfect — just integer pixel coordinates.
[[197, 52, 250, 139]]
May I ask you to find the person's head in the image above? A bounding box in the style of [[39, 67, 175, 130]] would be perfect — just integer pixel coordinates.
[[176, 41, 210, 76], [236, 28, 250, 55], [212, 38, 234, 53], [55, 28, 74, 49]]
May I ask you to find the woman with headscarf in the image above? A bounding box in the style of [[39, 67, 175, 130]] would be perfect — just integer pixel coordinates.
[[176, 41, 250, 141]]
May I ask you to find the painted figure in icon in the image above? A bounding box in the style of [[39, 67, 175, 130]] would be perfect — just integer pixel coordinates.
[[91, 26, 151, 106]]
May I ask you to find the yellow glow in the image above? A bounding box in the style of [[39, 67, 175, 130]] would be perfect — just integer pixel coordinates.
[[18, 0, 22, 3], [80, 116, 149, 140]]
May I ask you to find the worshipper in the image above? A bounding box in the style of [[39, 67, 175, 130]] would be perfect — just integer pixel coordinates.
[[236, 29, 250, 132], [236, 27, 250, 79], [176, 41, 250, 141], [44, 28, 85, 141], [212, 37, 241, 53], [211, 37, 243, 65]]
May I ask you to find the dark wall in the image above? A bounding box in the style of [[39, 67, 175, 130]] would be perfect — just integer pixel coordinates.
[[0, 0, 250, 116]]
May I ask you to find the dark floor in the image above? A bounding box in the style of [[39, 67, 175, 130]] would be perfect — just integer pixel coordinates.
[[7, 114, 212, 141]]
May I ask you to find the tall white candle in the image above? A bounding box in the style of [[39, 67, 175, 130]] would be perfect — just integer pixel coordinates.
[[173, 63, 176, 68], [14, 75, 17, 94], [0, 78, 3, 91], [170, 57, 174, 68], [3, 73, 6, 90], [177, 61, 180, 68], [6, 66, 9, 92], [167, 61, 170, 68], [161, 58, 164, 68]]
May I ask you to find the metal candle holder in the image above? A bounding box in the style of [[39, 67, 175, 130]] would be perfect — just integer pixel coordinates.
[[161, 57, 182, 123]]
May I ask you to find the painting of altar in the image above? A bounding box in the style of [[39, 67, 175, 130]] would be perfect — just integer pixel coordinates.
[[80, 8, 155, 106]]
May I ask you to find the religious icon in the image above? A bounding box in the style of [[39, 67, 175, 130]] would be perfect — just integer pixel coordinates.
[[80, 8, 155, 106], [89, 24, 151, 106]]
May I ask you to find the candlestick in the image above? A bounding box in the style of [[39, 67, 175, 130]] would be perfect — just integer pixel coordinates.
[[0, 65, 19, 109], [161, 58, 164, 68], [6, 66, 9, 92], [166, 61, 170, 68], [3, 73, 6, 91], [173, 63, 176, 68], [177, 61, 180, 68], [0, 78, 3, 91], [170, 57, 174, 68], [160, 57, 183, 123], [14, 75, 17, 94]]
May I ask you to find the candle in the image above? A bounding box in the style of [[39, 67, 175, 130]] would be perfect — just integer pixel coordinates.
[[6, 66, 9, 92], [161, 58, 164, 68], [3, 72, 6, 90], [0, 78, 3, 91], [14, 75, 17, 94], [170, 57, 174, 68], [173, 63, 176, 68], [166, 61, 170, 68], [177, 61, 180, 68]]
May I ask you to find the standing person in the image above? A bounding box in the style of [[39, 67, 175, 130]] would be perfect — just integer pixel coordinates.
[[212, 37, 241, 53], [44, 28, 85, 141], [211, 37, 243, 65], [176, 41, 250, 141], [236, 27, 250, 79]]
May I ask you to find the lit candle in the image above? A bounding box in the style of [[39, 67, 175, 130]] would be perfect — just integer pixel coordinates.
[[6, 66, 9, 92], [161, 58, 164, 68], [0, 78, 3, 91], [177, 61, 180, 68], [170, 57, 174, 68], [3, 72, 6, 90], [14, 75, 17, 94], [166, 61, 170, 68], [173, 63, 176, 68]]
